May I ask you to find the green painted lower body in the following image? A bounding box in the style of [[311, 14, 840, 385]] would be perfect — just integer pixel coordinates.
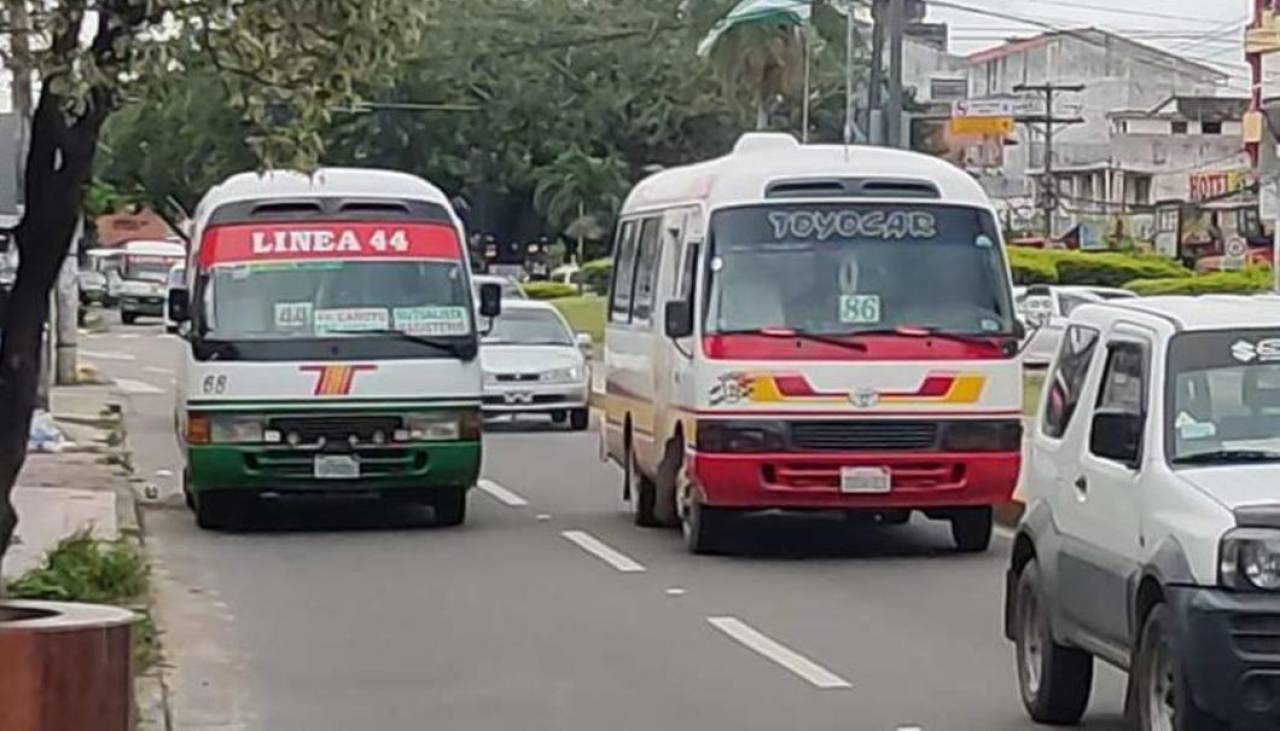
[[186, 441, 481, 497]]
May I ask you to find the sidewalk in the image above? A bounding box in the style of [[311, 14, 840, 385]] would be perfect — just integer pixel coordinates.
[[4, 382, 168, 731]]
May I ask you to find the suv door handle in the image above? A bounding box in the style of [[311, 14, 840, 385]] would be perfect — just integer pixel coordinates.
[[1074, 476, 1088, 493]]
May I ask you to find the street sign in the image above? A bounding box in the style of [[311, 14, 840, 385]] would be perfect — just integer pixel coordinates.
[[949, 116, 1015, 136], [951, 98, 1042, 118], [1262, 179, 1280, 221], [1190, 170, 1249, 203], [1225, 237, 1248, 271]]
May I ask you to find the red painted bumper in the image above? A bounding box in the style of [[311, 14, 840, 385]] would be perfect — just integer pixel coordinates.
[[690, 450, 1020, 510]]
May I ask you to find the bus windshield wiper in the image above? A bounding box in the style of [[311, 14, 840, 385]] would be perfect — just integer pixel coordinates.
[[851, 324, 1014, 346], [328, 328, 463, 356], [719, 327, 868, 352], [1172, 449, 1280, 465]]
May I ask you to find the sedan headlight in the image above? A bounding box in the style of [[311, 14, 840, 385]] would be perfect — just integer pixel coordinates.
[[208, 415, 266, 444], [544, 365, 584, 383], [1220, 528, 1280, 590]]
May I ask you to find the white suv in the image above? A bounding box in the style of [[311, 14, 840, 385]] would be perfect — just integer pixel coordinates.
[[1007, 295, 1280, 731]]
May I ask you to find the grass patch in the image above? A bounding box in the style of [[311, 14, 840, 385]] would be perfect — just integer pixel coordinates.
[[7, 530, 158, 670], [1024, 370, 1045, 417], [551, 295, 606, 346]]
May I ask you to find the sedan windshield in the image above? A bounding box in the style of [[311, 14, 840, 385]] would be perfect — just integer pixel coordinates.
[[705, 204, 1014, 336], [483, 309, 572, 346], [201, 259, 471, 340], [1168, 330, 1280, 464]]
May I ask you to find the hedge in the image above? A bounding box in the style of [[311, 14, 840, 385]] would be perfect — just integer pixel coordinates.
[[578, 258, 612, 293], [523, 281, 579, 300], [1007, 247, 1190, 288], [1125, 267, 1273, 296]]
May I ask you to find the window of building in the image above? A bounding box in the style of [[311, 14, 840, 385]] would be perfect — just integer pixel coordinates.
[[1171, 121, 1188, 135], [1202, 121, 1223, 135]]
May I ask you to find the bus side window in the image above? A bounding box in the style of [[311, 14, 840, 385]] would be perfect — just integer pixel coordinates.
[[609, 221, 638, 324], [679, 243, 699, 302], [631, 217, 663, 326]]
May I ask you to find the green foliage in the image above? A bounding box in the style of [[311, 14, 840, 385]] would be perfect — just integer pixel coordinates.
[[1008, 247, 1060, 285], [524, 281, 579, 300], [7, 530, 147, 604], [1126, 268, 1274, 296], [533, 146, 628, 239], [1055, 252, 1189, 288], [1007, 247, 1189, 288], [578, 258, 614, 293], [552, 295, 608, 346]]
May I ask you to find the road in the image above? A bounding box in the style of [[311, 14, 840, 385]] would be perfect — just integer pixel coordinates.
[[79, 312, 1130, 731]]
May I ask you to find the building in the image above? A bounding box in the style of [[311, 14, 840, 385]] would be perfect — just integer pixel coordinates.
[[957, 28, 1232, 240]]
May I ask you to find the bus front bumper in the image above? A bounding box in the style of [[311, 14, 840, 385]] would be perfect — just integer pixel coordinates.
[[689, 450, 1020, 510], [187, 441, 481, 496]]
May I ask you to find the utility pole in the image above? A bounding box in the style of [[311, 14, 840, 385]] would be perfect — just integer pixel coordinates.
[[885, 0, 906, 148], [866, 0, 885, 144], [1014, 82, 1086, 240]]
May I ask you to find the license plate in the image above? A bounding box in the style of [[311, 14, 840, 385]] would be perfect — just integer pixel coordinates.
[[840, 466, 891, 493], [314, 454, 360, 479]]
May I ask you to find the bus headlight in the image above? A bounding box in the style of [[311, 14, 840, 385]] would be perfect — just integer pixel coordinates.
[[696, 420, 787, 453], [1221, 528, 1280, 590], [939, 420, 1022, 452], [208, 415, 265, 444], [404, 411, 481, 441]]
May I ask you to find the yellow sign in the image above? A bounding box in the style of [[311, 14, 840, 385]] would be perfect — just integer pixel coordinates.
[[1247, 10, 1280, 55], [1244, 110, 1265, 144], [949, 116, 1015, 137]]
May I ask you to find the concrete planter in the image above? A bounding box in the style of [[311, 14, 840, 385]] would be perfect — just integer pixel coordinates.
[[0, 601, 137, 731]]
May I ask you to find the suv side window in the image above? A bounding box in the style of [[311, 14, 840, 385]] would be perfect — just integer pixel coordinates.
[[1043, 325, 1101, 438], [1095, 341, 1147, 414]]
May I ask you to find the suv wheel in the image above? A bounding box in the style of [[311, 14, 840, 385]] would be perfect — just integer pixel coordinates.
[[1015, 560, 1093, 724], [1135, 604, 1226, 731], [951, 506, 993, 552]]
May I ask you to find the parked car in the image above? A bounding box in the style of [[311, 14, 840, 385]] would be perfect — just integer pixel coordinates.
[[480, 300, 590, 429], [163, 262, 185, 333], [1015, 285, 1137, 367], [472, 273, 526, 301], [78, 269, 108, 305], [1008, 294, 1280, 731]]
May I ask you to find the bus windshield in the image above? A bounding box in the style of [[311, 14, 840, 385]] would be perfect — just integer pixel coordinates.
[[201, 259, 471, 341], [705, 203, 1014, 336]]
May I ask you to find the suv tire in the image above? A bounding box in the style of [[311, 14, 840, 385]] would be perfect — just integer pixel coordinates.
[[951, 506, 993, 552], [1135, 604, 1227, 731], [1015, 560, 1093, 724]]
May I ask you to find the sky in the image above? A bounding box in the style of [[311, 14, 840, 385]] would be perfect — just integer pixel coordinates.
[[926, 0, 1251, 93]]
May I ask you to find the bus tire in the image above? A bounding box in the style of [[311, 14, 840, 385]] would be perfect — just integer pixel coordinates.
[[682, 495, 728, 555], [569, 409, 589, 431], [182, 469, 194, 511], [195, 492, 241, 531], [434, 489, 467, 527], [951, 506, 993, 552], [121, 311, 138, 325], [628, 441, 660, 527]]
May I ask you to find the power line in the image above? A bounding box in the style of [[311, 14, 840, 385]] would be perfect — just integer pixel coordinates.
[[1014, 0, 1234, 26]]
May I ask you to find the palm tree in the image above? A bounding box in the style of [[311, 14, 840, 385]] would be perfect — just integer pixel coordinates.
[[533, 146, 629, 261], [707, 22, 806, 130]]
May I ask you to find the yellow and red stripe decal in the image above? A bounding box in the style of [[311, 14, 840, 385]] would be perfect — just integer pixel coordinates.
[[738, 371, 986, 406], [299, 365, 377, 396]]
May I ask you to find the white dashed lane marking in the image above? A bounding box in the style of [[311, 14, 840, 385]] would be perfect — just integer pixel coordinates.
[[114, 378, 166, 396], [476, 478, 528, 507], [707, 616, 852, 690], [81, 350, 136, 362], [560, 530, 645, 573], [144, 366, 175, 376]]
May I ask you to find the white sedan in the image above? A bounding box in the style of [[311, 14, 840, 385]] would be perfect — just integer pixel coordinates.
[[1016, 285, 1137, 367], [480, 300, 591, 429]]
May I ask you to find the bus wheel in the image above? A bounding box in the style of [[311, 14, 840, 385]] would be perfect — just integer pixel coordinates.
[[628, 441, 660, 527], [434, 489, 468, 527], [195, 492, 241, 531], [951, 507, 993, 552], [682, 493, 728, 555]]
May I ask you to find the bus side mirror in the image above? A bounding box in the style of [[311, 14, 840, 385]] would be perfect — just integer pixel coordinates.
[[478, 282, 502, 319], [664, 300, 693, 339], [168, 288, 190, 324]]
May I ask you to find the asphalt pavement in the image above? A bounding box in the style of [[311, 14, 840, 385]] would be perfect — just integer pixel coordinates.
[[78, 310, 1131, 731]]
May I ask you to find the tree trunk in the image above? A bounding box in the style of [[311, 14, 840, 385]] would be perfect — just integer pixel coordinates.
[[0, 89, 108, 582], [755, 91, 769, 130]]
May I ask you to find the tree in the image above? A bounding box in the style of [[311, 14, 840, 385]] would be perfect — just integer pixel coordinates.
[[0, 0, 431, 580], [533, 145, 629, 258]]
